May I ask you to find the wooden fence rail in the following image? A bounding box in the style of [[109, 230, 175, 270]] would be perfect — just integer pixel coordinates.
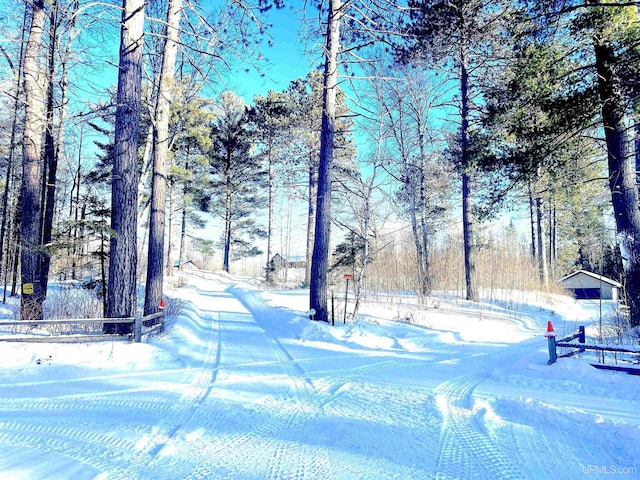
[[0, 310, 164, 343], [548, 324, 640, 375]]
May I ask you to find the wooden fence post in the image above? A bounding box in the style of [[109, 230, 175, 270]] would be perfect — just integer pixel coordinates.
[[545, 320, 557, 365], [547, 335, 557, 365], [134, 310, 142, 343]]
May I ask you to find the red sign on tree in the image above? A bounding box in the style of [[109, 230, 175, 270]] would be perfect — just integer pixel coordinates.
[[344, 274, 353, 280]]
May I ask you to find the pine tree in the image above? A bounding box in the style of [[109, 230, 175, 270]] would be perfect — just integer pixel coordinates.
[[209, 91, 266, 272], [311, 0, 344, 322], [105, 0, 145, 334], [248, 90, 291, 283], [144, 0, 182, 318], [20, 0, 47, 320], [167, 94, 213, 273], [485, 1, 640, 326], [401, 0, 512, 302]]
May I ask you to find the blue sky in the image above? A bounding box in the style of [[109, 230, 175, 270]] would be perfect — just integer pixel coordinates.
[[0, 1, 317, 107], [224, 5, 319, 103]]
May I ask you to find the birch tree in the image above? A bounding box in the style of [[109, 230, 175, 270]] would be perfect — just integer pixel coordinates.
[[333, 156, 389, 319], [374, 64, 453, 296]]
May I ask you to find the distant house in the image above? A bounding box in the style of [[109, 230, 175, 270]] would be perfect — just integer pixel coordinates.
[[270, 254, 286, 272], [270, 254, 306, 272], [559, 270, 622, 300], [173, 259, 198, 271]]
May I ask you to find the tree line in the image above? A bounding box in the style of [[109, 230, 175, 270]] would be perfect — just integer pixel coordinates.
[[1, 0, 640, 330]]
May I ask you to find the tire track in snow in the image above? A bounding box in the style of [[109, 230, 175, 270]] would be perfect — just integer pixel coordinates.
[[0, 367, 190, 390], [0, 419, 137, 451], [186, 287, 335, 480], [433, 373, 527, 480], [186, 402, 302, 479], [184, 359, 427, 479], [237, 289, 433, 480], [0, 396, 171, 416], [490, 397, 638, 479], [241, 287, 333, 480], [223, 286, 445, 480], [0, 393, 181, 474], [0, 377, 186, 475], [103, 294, 223, 479], [0, 419, 135, 474], [0, 285, 227, 478], [257, 334, 332, 480]]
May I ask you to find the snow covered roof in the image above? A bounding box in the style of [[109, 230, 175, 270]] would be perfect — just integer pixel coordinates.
[[559, 270, 622, 288]]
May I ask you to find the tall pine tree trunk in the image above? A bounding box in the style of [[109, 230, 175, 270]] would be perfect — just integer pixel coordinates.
[[310, 0, 341, 322], [21, 0, 47, 320], [144, 0, 181, 318], [592, 18, 640, 328], [105, 0, 144, 333], [40, 2, 57, 296], [69, 124, 83, 280], [305, 158, 316, 286], [41, 0, 73, 296], [460, 51, 477, 302]]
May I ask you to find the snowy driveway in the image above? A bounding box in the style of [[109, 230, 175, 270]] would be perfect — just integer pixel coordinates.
[[0, 274, 639, 479]]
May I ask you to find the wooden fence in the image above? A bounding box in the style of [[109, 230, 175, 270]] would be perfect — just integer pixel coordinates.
[[548, 325, 640, 375], [0, 310, 164, 343]]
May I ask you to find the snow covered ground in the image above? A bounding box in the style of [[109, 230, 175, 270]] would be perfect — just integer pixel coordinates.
[[0, 271, 639, 479]]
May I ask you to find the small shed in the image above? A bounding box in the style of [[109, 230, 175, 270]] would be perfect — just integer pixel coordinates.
[[559, 270, 622, 300]]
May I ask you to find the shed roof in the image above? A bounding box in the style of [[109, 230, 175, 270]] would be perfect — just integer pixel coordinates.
[[559, 270, 622, 288]]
